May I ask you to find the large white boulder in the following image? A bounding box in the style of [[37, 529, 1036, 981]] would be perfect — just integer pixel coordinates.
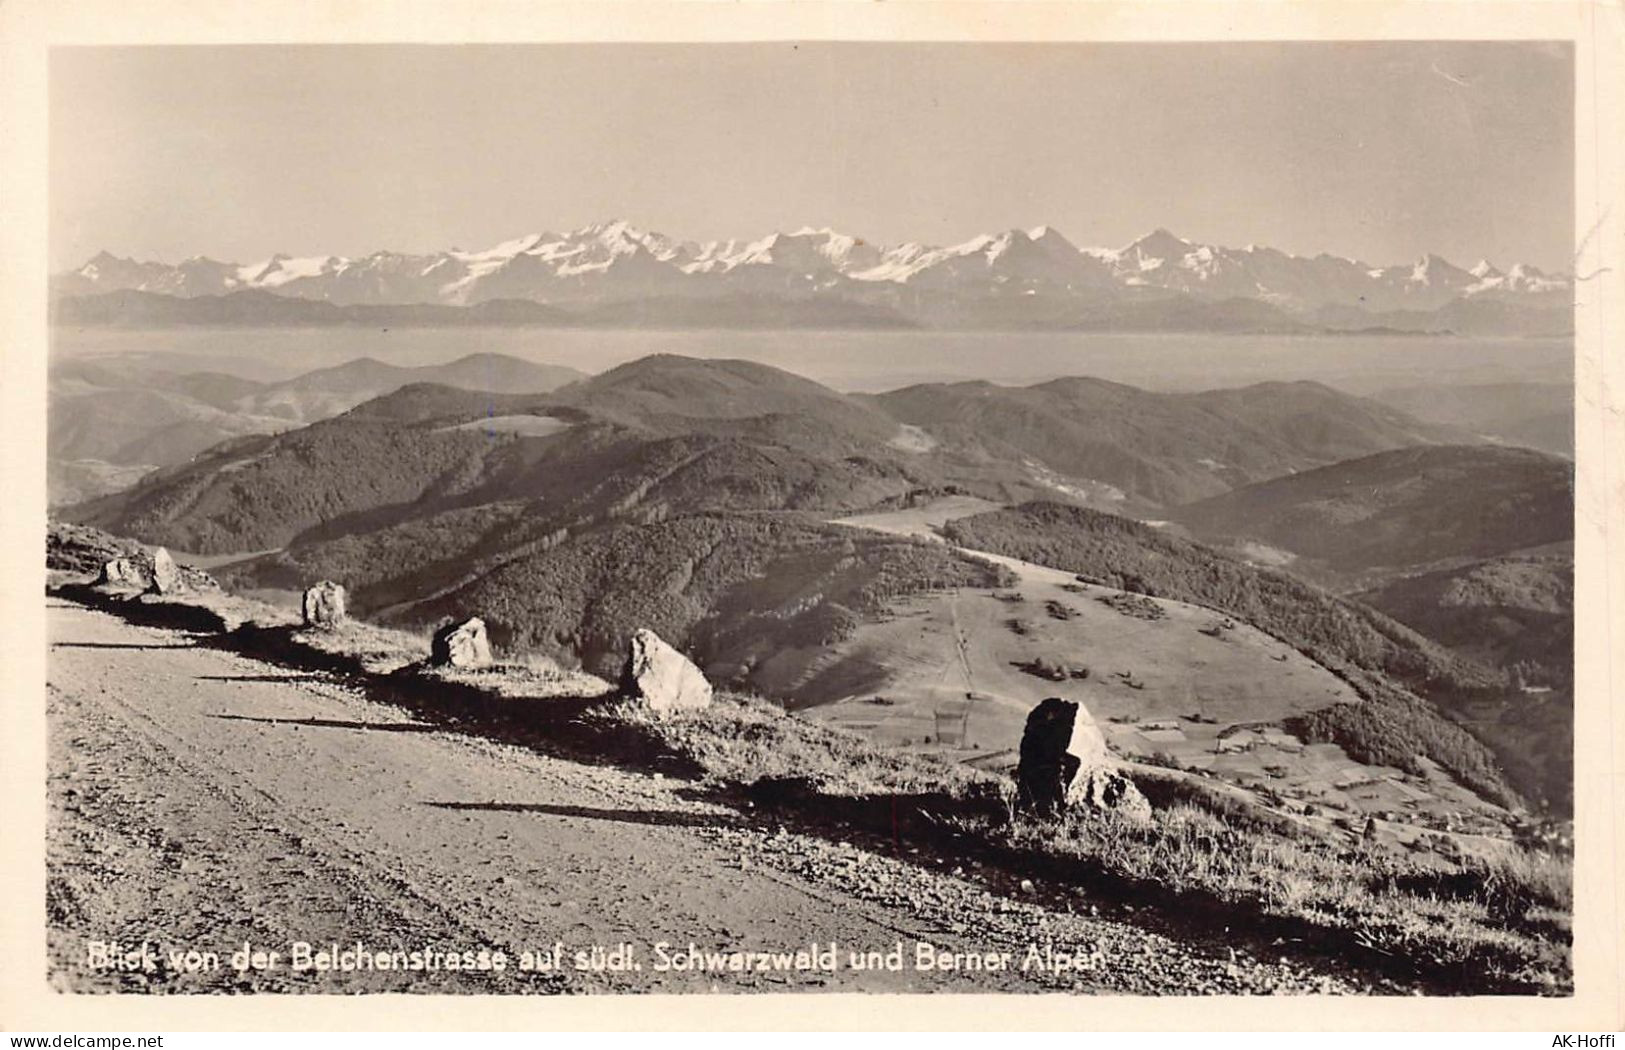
[[147, 547, 181, 596], [620, 629, 712, 715], [430, 617, 494, 669]]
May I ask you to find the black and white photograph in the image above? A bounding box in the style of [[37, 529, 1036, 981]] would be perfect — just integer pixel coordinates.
[[4, 6, 1621, 1028]]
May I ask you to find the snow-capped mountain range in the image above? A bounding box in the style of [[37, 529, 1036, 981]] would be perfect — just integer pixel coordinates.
[[54, 221, 1573, 326]]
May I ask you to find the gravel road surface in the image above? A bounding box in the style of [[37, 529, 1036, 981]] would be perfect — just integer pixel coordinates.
[[47, 596, 1362, 995]]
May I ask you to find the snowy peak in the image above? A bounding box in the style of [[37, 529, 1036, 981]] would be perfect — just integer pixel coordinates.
[[1465, 260, 1570, 300], [571, 219, 652, 256], [78, 250, 128, 275], [55, 223, 1572, 319], [75, 251, 159, 283], [1123, 228, 1195, 260], [844, 226, 1107, 290], [687, 228, 864, 273], [1409, 253, 1472, 287]]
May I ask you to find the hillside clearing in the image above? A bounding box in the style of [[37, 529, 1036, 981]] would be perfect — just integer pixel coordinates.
[[817, 500, 1508, 846]]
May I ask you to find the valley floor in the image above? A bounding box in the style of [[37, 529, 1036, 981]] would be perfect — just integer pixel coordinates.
[[46, 596, 1367, 995]]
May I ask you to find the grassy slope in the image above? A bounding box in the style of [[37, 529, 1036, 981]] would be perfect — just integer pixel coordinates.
[[939, 502, 1532, 810]]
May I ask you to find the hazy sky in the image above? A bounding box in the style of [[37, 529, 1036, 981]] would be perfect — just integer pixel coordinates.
[[50, 41, 1574, 272]]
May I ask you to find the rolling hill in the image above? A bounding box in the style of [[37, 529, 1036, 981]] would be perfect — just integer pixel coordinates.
[[545, 354, 902, 441], [1356, 547, 1575, 816], [49, 385, 284, 472], [237, 352, 583, 424], [1369, 382, 1573, 457], [64, 363, 933, 556], [1357, 551, 1572, 687], [65, 407, 503, 554], [374, 513, 1008, 678], [142, 373, 1011, 689], [1169, 445, 1573, 587], [49, 361, 269, 411], [48, 357, 291, 504], [47, 352, 585, 506], [64, 354, 1476, 551], [869, 377, 1467, 507]]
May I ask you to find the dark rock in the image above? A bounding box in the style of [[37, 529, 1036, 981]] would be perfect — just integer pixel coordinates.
[[301, 580, 347, 629], [1015, 697, 1107, 816]]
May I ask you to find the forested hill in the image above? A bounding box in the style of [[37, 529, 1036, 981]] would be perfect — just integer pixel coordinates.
[[1171, 445, 1572, 581]]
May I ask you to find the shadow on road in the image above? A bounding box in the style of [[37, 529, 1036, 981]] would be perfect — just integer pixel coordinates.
[[211, 713, 439, 733], [197, 673, 331, 684], [53, 641, 196, 650], [194, 622, 710, 780], [422, 800, 737, 829]]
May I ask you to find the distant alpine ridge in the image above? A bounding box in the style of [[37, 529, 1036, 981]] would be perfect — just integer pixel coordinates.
[[53, 222, 1574, 335]]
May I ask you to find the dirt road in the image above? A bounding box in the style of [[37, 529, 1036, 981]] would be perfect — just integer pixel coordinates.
[[47, 596, 1360, 995]]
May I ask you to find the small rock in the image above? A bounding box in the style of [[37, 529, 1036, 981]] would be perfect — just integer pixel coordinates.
[[1068, 767, 1154, 824], [301, 580, 348, 629], [1019, 878, 1036, 893], [98, 556, 144, 589]]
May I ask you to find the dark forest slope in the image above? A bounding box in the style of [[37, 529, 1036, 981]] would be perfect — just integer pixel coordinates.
[[1171, 445, 1572, 583]]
